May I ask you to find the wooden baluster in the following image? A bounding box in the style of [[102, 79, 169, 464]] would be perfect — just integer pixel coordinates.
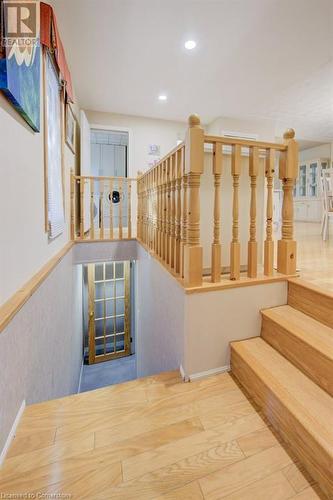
[[248, 146, 259, 277], [211, 143, 222, 282], [79, 177, 84, 239], [136, 172, 142, 240], [128, 180, 132, 239], [70, 170, 75, 240], [109, 178, 114, 239], [90, 178, 95, 240], [277, 129, 298, 274], [156, 165, 161, 256], [174, 149, 182, 274], [264, 149, 275, 276], [144, 175, 148, 245], [153, 169, 158, 251], [150, 171, 153, 248], [184, 114, 204, 287], [230, 144, 241, 280], [180, 160, 188, 279], [119, 178, 123, 239], [165, 158, 171, 265], [170, 155, 176, 269], [148, 172, 151, 248], [162, 161, 167, 261], [99, 179, 104, 239]]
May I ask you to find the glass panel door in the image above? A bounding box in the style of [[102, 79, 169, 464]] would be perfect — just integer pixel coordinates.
[[299, 165, 307, 197], [309, 162, 318, 197], [88, 261, 131, 364]]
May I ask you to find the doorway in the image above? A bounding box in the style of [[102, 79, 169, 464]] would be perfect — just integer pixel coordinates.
[[86, 260, 131, 364]]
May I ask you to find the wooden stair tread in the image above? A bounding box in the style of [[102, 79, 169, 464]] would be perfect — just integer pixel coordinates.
[[262, 305, 333, 359], [230, 338, 333, 452]]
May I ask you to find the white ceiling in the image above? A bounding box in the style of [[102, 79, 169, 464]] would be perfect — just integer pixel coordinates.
[[50, 0, 333, 141]]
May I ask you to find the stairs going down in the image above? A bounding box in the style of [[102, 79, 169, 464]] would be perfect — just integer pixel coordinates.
[[231, 279, 333, 499]]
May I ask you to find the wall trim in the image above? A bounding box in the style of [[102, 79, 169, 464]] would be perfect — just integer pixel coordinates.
[[77, 360, 84, 393], [0, 400, 25, 467], [179, 364, 189, 382], [0, 241, 74, 334], [188, 365, 230, 381]]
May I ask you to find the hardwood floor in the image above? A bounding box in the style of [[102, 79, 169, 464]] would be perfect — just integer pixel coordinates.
[[0, 371, 323, 499], [295, 222, 333, 292]]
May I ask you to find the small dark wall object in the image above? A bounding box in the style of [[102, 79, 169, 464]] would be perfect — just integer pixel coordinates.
[[109, 191, 120, 204]]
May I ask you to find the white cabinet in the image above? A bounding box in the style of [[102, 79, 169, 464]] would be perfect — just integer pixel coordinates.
[[294, 158, 329, 222]]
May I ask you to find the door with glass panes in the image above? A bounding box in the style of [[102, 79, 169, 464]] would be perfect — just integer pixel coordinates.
[[87, 261, 130, 364]]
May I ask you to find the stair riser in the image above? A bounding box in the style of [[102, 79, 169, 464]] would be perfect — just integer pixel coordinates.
[[288, 281, 333, 329], [261, 315, 333, 397], [231, 347, 333, 499]]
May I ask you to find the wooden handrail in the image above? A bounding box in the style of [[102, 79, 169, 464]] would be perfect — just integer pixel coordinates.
[[204, 135, 287, 152], [137, 114, 298, 288], [71, 116, 298, 289], [71, 175, 137, 241]]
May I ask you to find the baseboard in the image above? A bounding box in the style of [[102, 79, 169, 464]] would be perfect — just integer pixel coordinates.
[[188, 365, 230, 381], [0, 400, 25, 467], [77, 360, 84, 394], [179, 364, 189, 382]]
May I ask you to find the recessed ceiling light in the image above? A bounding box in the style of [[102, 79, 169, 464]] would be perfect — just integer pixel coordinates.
[[158, 94, 167, 101], [185, 40, 196, 50]]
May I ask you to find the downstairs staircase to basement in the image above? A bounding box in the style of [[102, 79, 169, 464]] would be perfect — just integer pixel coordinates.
[[231, 278, 333, 499]]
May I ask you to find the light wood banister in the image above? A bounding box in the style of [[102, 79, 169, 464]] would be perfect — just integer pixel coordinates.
[[90, 178, 95, 240], [211, 142, 222, 283], [79, 177, 84, 239], [184, 114, 204, 287], [230, 144, 241, 280], [70, 119, 298, 289], [264, 149, 275, 276], [248, 146, 259, 278], [277, 129, 298, 275]]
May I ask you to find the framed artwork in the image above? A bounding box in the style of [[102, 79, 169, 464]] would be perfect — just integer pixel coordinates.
[[65, 103, 76, 153], [0, 1, 41, 131]]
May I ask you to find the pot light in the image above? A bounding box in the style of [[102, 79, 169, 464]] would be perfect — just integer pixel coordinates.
[[158, 94, 167, 101], [185, 40, 196, 50]]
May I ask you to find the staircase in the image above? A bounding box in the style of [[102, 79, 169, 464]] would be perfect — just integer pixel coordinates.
[[231, 278, 333, 499]]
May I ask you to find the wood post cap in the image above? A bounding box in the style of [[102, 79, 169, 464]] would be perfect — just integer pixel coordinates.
[[283, 128, 295, 140], [188, 114, 201, 128]]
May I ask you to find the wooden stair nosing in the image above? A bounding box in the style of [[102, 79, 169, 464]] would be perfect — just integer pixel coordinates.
[[261, 306, 333, 396], [288, 278, 333, 329]]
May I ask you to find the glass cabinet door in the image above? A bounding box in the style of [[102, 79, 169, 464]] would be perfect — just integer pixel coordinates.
[[299, 165, 307, 197], [309, 162, 318, 197]]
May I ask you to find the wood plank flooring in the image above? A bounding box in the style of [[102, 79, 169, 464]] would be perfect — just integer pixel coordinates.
[[295, 222, 333, 293], [0, 370, 324, 499]]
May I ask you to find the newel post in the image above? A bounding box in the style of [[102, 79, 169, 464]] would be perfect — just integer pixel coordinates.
[[277, 129, 298, 275], [183, 114, 204, 287]]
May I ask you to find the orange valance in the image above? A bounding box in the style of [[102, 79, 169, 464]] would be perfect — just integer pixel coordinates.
[[40, 2, 73, 102]]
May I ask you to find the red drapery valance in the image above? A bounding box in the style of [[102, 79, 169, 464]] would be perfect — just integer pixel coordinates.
[[40, 2, 74, 102]]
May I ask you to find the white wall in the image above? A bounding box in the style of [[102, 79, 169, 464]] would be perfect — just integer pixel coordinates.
[[84, 110, 187, 177], [0, 248, 82, 457], [207, 116, 277, 142], [299, 143, 332, 163], [183, 281, 288, 378], [0, 63, 79, 306], [135, 243, 185, 378]]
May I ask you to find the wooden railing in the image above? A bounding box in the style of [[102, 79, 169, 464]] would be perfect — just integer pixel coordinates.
[[71, 175, 136, 240], [137, 114, 299, 288]]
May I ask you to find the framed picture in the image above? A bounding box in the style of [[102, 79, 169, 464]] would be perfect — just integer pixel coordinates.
[[65, 103, 76, 153], [0, 2, 41, 131]]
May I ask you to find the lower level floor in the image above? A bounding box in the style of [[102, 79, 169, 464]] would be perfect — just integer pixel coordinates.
[[0, 370, 321, 499]]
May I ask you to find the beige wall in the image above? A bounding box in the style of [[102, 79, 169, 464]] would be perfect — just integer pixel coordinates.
[[84, 110, 187, 177], [0, 249, 83, 459], [183, 281, 288, 378], [0, 64, 80, 306]]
